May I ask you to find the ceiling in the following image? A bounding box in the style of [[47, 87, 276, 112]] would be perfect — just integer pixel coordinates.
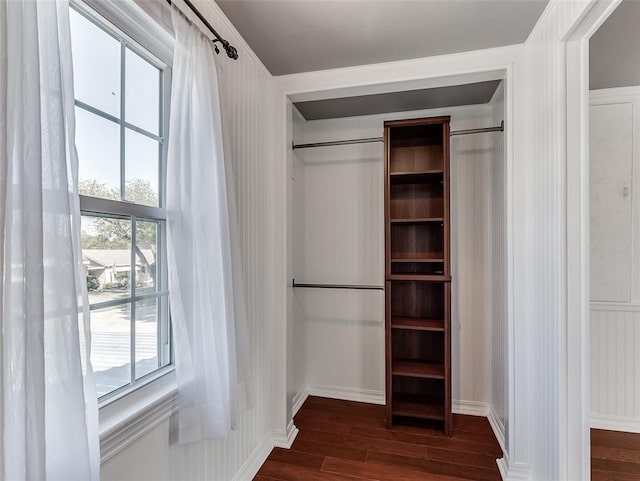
[[215, 0, 549, 76], [590, 0, 640, 90], [294, 80, 501, 120]]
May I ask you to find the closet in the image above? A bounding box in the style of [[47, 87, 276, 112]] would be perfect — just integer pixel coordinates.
[[384, 117, 451, 434], [287, 80, 507, 441]]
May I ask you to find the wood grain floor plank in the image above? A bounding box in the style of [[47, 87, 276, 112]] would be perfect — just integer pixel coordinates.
[[592, 458, 640, 475], [592, 430, 640, 452], [321, 456, 467, 481], [593, 446, 640, 464], [267, 447, 325, 470], [290, 439, 368, 462], [591, 470, 640, 481], [425, 446, 500, 469], [258, 460, 360, 481], [293, 415, 353, 434], [349, 425, 501, 457], [366, 451, 501, 481]]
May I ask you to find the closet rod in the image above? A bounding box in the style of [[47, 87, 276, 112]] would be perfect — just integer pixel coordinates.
[[291, 120, 504, 149], [292, 279, 384, 291], [166, 0, 238, 59]]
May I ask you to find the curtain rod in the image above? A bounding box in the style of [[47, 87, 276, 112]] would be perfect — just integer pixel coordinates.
[[166, 0, 238, 59], [292, 121, 504, 150]]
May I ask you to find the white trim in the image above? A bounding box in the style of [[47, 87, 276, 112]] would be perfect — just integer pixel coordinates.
[[231, 433, 274, 481], [591, 414, 640, 433], [565, 1, 624, 478], [272, 420, 299, 449], [497, 455, 531, 481], [291, 388, 309, 417], [306, 385, 385, 405], [590, 86, 640, 103], [99, 379, 177, 462], [488, 405, 506, 454], [452, 400, 490, 417], [590, 301, 640, 312]]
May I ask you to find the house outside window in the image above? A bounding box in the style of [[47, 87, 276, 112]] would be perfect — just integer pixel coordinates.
[[69, 3, 172, 399]]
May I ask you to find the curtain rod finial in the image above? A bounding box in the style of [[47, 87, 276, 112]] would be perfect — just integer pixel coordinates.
[[225, 44, 238, 60]]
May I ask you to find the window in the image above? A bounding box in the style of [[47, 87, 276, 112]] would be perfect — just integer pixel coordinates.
[[69, 5, 172, 400]]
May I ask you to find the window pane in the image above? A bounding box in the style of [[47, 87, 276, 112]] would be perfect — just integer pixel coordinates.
[[82, 215, 132, 305], [125, 129, 159, 206], [135, 297, 158, 379], [91, 303, 131, 397], [125, 47, 160, 135], [135, 220, 158, 295], [69, 8, 121, 117], [76, 108, 121, 200]]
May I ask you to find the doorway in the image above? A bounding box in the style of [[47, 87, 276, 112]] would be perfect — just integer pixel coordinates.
[[566, 0, 640, 478]]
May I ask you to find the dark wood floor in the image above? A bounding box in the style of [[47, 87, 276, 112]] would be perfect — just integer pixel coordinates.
[[592, 429, 640, 480], [256, 397, 640, 480], [255, 396, 503, 481]]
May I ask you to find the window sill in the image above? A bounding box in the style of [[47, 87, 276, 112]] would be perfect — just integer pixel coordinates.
[[99, 368, 177, 463]]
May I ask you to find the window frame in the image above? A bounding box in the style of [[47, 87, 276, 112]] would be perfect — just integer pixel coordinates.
[[70, 0, 175, 405]]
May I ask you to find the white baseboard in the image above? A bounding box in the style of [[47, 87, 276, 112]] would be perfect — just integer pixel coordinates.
[[487, 405, 506, 453], [272, 419, 299, 449], [452, 400, 490, 417], [497, 455, 531, 481], [292, 389, 309, 417], [231, 433, 274, 481], [591, 413, 640, 433], [306, 384, 385, 405]]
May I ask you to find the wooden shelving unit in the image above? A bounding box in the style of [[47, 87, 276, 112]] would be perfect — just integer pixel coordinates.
[[384, 116, 452, 435]]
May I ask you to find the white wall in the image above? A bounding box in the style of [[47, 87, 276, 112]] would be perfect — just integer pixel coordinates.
[[100, 2, 279, 480], [290, 103, 499, 412], [590, 87, 640, 433], [489, 82, 507, 448], [287, 105, 308, 417]]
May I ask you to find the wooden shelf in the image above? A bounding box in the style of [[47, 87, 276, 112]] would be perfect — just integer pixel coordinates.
[[390, 171, 443, 185], [387, 274, 451, 282], [391, 252, 443, 261], [392, 359, 445, 379], [391, 317, 444, 331], [392, 398, 444, 421], [391, 258, 443, 263], [390, 218, 444, 224], [385, 116, 451, 434]]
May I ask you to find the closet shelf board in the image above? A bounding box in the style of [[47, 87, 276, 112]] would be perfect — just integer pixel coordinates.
[[390, 218, 444, 224], [391, 317, 445, 331], [392, 359, 445, 379], [392, 399, 445, 421]]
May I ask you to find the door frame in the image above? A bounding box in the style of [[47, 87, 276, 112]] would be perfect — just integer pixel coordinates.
[[564, 1, 623, 478]]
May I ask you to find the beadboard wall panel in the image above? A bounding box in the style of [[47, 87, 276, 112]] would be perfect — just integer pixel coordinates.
[[518, 1, 595, 478], [489, 82, 507, 447], [590, 307, 640, 432], [291, 104, 495, 408], [100, 2, 276, 480]]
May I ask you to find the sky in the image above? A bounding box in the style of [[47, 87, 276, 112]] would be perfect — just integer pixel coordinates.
[[69, 8, 162, 205]]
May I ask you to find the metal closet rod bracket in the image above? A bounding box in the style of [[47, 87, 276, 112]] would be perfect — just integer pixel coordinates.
[[292, 279, 385, 291], [291, 120, 504, 149]]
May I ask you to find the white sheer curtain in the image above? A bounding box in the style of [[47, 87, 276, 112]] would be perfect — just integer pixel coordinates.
[[0, 1, 100, 479], [167, 9, 252, 445]]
